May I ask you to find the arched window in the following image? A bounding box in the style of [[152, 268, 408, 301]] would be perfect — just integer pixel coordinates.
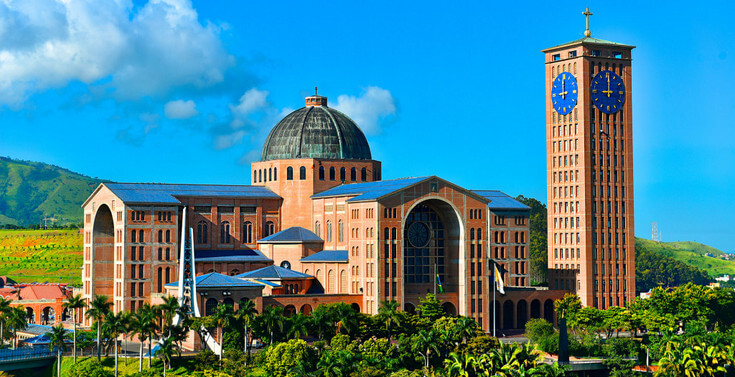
[[315, 221, 321, 238], [340, 167, 346, 181], [220, 221, 231, 244], [361, 167, 367, 181], [329, 167, 335, 180], [131, 230, 136, 243], [157, 267, 162, 292], [157, 230, 163, 242], [243, 221, 253, 243], [299, 166, 306, 180], [328, 269, 335, 293], [470, 228, 475, 240], [287, 167, 293, 180], [165, 267, 170, 284], [319, 166, 325, 181], [477, 228, 482, 240], [268, 168, 272, 181], [253, 170, 256, 183], [166, 247, 170, 260], [340, 270, 347, 293], [338, 220, 344, 242], [165, 230, 170, 243], [158, 247, 163, 261], [316, 269, 323, 287], [274, 167, 277, 181], [197, 221, 208, 244], [326, 221, 332, 242], [138, 230, 144, 242], [350, 167, 356, 181], [258, 169, 262, 183], [264, 221, 275, 237]]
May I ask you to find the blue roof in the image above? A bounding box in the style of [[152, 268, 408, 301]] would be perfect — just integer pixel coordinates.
[[165, 272, 263, 288], [195, 249, 271, 263], [300, 250, 349, 263], [471, 190, 530, 210], [101, 183, 281, 204], [258, 227, 322, 243], [235, 265, 313, 280], [312, 177, 429, 202]]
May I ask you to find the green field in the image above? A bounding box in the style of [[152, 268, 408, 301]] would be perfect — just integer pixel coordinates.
[[636, 238, 735, 277], [0, 229, 82, 285]]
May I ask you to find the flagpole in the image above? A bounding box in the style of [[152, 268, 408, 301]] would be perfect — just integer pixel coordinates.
[[493, 260, 496, 338]]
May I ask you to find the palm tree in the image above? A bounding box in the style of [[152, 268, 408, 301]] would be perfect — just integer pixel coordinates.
[[334, 304, 358, 336], [416, 329, 441, 369], [378, 300, 402, 343], [103, 311, 128, 377], [7, 306, 27, 349], [288, 313, 309, 340], [234, 299, 257, 357], [134, 303, 159, 370], [47, 324, 68, 377], [121, 311, 132, 367], [157, 295, 183, 337], [63, 293, 86, 363], [211, 303, 233, 364], [130, 309, 151, 372], [444, 352, 477, 377], [85, 294, 112, 361], [259, 305, 284, 345], [0, 296, 12, 347], [157, 335, 178, 377]]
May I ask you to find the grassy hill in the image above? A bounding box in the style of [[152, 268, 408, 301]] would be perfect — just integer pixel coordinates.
[[0, 229, 82, 285], [0, 156, 103, 227], [636, 238, 735, 277]]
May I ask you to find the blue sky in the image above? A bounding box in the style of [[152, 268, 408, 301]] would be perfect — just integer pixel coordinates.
[[0, 1, 733, 252]]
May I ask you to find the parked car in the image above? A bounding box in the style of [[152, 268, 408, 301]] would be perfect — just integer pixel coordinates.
[[251, 339, 264, 349]]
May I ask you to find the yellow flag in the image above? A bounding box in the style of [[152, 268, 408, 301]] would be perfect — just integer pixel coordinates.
[[494, 265, 505, 294]]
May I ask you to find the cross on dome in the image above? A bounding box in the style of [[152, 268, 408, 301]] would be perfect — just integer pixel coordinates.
[[583, 7, 593, 37]]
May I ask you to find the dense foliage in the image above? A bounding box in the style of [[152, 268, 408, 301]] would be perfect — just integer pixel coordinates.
[[515, 195, 548, 285], [636, 245, 712, 291]]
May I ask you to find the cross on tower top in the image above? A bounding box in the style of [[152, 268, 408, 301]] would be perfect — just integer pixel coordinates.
[[583, 7, 593, 37]]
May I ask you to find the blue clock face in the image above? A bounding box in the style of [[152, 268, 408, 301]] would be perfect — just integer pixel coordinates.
[[591, 70, 626, 114], [551, 72, 578, 115]]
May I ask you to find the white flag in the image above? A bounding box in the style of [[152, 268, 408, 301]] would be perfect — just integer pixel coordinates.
[[494, 265, 505, 295]]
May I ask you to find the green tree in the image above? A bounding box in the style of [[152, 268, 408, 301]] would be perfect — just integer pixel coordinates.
[[417, 294, 443, 320], [264, 338, 316, 377], [157, 335, 179, 377], [210, 303, 234, 365], [259, 305, 285, 344], [8, 305, 26, 349], [86, 294, 112, 361], [47, 324, 68, 377], [0, 296, 12, 347], [554, 293, 582, 325], [378, 300, 402, 343], [131, 305, 156, 373], [103, 310, 127, 377], [63, 293, 86, 363], [234, 298, 257, 357], [288, 313, 310, 340]]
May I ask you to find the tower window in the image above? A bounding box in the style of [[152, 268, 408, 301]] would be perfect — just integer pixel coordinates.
[[319, 166, 325, 180], [592, 50, 601, 57], [329, 167, 335, 180], [552, 54, 561, 61], [613, 51, 622, 59], [350, 167, 356, 181], [568, 51, 577, 58], [286, 167, 293, 180], [361, 167, 367, 181], [300, 166, 306, 180], [340, 167, 346, 181]]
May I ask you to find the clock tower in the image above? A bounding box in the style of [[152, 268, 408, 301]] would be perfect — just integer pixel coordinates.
[[542, 8, 636, 308]]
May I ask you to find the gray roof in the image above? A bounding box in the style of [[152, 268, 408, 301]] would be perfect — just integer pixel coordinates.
[[261, 105, 372, 161], [472, 190, 530, 211], [300, 250, 349, 263], [312, 176, 429, 202], [235, 265, 313, 280], [165, 272, 263, 288], [258, 227, 323, 243], [542, 36, 635, 52], [97, 183, 280, 205], [195, 249, 272, 263]]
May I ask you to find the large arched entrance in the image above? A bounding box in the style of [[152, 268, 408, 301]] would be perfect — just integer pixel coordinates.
[[93, 205, 115, 297], [402, 200, 463, 312], [502, 301, 514, 329], [530, 299, 541, 319], [516, 300, 528, 329], [544, 299, 555, 324]]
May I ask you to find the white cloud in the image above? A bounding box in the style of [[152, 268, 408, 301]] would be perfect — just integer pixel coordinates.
[[0, 0, 234, 105], [332, 86, 397, 135], [215, 129, 245, 150], [230, 88, 269, 117], [164, 99, 198, 119]]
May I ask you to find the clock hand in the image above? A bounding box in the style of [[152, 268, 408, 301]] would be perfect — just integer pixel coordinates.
[[560, 75, 568, 99], [602, 73, 613, 97]]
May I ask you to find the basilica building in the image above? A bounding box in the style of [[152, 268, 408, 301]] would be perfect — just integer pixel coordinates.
[[81, 92, 562, 337]]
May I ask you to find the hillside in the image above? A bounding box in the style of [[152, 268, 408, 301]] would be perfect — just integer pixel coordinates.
[[0, 156, 103, 227], [0, 229, 82, 285], [636, 238, 735, 277]]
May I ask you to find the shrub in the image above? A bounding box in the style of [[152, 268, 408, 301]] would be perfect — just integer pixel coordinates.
[[525, 318, 558, 354], [264, 339, 316, 377], [67, 359, 113, 377]]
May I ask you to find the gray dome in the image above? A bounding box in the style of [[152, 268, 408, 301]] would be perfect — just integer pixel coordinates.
[[261, 105, 372, 161]]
